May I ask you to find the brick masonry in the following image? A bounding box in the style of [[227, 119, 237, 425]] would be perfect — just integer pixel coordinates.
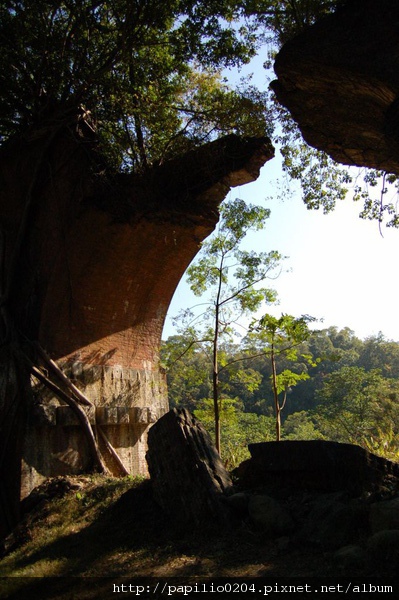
[[0, 132, 274, 498]]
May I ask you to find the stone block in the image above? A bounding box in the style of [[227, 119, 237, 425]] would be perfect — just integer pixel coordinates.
[[370, 497, 399, 533], [237, 440, 399, 495], [147, 408, 158, 423], [248, 494, 294, 536], [31, 403, 57, 426], [117, 406, 130, 424], [129, 407, 148, 423], [146, 408, 233, 527], [103, 407, 118, 424]]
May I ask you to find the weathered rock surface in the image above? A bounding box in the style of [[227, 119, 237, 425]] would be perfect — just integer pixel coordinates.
[[271, 0, 399, 173], [370, 497, 399, 533], [333, 544, 367, 571], [296, 494, 368, 550], [248, 494, 294, 536], [230, 439, 399, 561], [146, 418, 399, 558], [367, 529, 399, 572], [236, 440, 399, 496], [225, 492, 249, 517], [146, 408, 233, 527]]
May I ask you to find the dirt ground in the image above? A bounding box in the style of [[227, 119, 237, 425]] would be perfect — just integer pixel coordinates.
[[0, 476, 395, 599]]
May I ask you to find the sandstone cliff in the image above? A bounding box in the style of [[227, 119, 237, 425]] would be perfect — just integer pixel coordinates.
[[271, 0, 399, 174]]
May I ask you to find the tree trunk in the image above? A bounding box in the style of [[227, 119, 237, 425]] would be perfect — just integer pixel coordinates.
[[271, 344, 281, 442], [213, 304, 221, 455], [212, 259, 225, 455]]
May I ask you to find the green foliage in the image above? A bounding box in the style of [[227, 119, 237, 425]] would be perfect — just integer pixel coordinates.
[[222, 412, 275, 468], [246, 0, 340, 45], [194, 400, 275, 468], [249, 312, 317, 440], [363, 425, 399, 463], [164, 327, 399, 462], [270, 50, 399, 227], [353, 170, 399, 229], [283, 410, 325, 440], [194, 396, 241, 429], [161, 336, 212, 412], [2, 1, 399, 225], [0, 0, 270, 171], [171, 197, 282, 454], [275, 369, 310, 395], [315, 366, 399, 449], [255, 313, 317, 346], [272, 98, 351, 213], [165, 328, 399, 413], [359, 333, 399, 378], [186, 198, 281, 317]]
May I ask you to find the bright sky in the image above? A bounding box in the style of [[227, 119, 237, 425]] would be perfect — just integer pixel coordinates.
[[163, 152, 399, 343], [162, 52, 399, 343]]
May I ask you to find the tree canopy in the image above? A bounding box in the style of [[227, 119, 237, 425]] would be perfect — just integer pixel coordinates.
[[0, 0, 271, 170], [2, 0, 399, 225], [0, 0, 346, 174], [163, 327, 399, 465]]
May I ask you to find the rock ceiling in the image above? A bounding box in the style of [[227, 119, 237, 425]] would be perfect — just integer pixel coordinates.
[[271, 0, 399, 174]]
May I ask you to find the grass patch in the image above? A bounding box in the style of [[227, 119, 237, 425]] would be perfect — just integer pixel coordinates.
[[0, 473, 365, 598]]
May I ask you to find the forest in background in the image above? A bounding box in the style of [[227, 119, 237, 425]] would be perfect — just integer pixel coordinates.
[[162, 327, 399, 467]]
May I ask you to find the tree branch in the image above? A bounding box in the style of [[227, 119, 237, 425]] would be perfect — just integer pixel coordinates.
[[31, 365, 109, 474], [34, 343, 129, 476]]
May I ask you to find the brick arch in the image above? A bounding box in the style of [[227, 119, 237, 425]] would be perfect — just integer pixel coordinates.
[[1, 133, 274, 494]]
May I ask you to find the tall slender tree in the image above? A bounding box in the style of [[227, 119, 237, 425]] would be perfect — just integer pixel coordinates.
[[173, 198, 282, 453], [248, 313, 317, 440]]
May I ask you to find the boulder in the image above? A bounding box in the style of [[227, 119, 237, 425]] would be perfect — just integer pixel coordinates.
[[370, 496, 399, 533], [367, 529, 399, 572], [248, 494, 294, 536], [236, 440, 399, 496], [225, 492, 250, 517], [333, 545, 367, 571], [271, 0, 399, 174], [146, 408, 233, 527], [296, 494, 368, 550]]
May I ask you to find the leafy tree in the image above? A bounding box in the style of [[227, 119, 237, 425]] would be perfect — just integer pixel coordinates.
[[218, 412, 276, 468], [0, 0, 272, 171], [315, 366, 399, 450], [261, 1, 399, 228], [358, 333, 399, 379], [193, 397, 275, 468], [247, 313, 318, 440], [283, 410, 325, 440], [163, 325, 399, 458], [363, 424, 399, 463], [161, 336, 212, 412], [163, 335, 269, 414], [172, 198, 282, 453], [165, 326, 399, 421], [3, 0, 398, 228], [246, 0, 341, 45]]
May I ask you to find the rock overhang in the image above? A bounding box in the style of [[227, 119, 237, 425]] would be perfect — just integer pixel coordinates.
[[271, 0, 399, 174]]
